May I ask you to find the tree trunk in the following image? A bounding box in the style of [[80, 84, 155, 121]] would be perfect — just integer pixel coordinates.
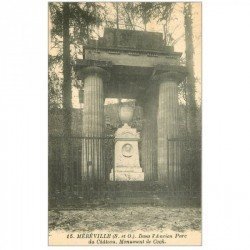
[[63, 2, 72, 135], [62, 2, 72, 194], [184, 3, 197, 137], [184, 3, 201, 193], [115, 3, 119, 29]]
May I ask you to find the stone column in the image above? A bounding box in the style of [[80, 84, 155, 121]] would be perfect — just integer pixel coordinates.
[[141, 85, 158, 181], [78, 66, 109, 182], [141, 116, 152, 181], [153, 68, 186, 187]]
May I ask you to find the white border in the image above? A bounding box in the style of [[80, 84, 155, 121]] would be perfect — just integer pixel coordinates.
[[1, 0, 250, 249]]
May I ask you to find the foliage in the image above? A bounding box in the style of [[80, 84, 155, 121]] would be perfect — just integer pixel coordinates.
[[151, 3, 174, 44], [133, 2, 155, 30], [48, 2, 104, 109], [48, 66, 62, 109]]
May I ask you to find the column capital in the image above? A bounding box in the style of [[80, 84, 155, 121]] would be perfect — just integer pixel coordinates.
[[151, 64, 187, 85], [74, 59, 111, 84], [76, 66, 110, 83]]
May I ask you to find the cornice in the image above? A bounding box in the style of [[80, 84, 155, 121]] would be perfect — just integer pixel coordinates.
[[85, 45, 182, 58]]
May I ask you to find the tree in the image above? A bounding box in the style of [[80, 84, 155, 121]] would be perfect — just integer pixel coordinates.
[[115, 3, 119, 29], [62, 3, 71, 138], [105, 3, 140, 31], [49, 3, 63, 109], [49, 2, 104, 194], [153, 3, 174, 44], [183, 3, 201, 192], [134, 3, 155, 31], [49, 2, 104, 109], [184, 3, 197, 137], [69, 3, 104, 59]]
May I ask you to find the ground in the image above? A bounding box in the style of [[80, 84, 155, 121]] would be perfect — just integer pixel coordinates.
[[49, 205, 201, 233]]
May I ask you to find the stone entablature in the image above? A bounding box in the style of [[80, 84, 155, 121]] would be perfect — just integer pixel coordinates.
[[85, 50, 180, 68], [74, 28, 186, 101], [85, 45, 181, 57], [82, 28, 182, 69]]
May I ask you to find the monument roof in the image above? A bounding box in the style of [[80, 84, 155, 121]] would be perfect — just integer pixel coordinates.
[[87, 28, 174, 53]]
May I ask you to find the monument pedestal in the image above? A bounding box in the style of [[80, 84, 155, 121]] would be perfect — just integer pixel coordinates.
[[109, 123, 144, 182], [110, 166, 144, 181]]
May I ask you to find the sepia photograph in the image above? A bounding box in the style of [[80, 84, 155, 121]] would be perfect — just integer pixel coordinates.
[[3, 0, 250, 249], [48, 1, 202, 246]]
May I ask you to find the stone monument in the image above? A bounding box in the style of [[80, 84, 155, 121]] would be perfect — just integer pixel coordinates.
[[75, 28, 186, 184], [110, 105, 144, 181]]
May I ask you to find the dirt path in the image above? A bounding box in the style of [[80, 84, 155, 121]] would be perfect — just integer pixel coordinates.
[[49, 205, 201, 233]]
